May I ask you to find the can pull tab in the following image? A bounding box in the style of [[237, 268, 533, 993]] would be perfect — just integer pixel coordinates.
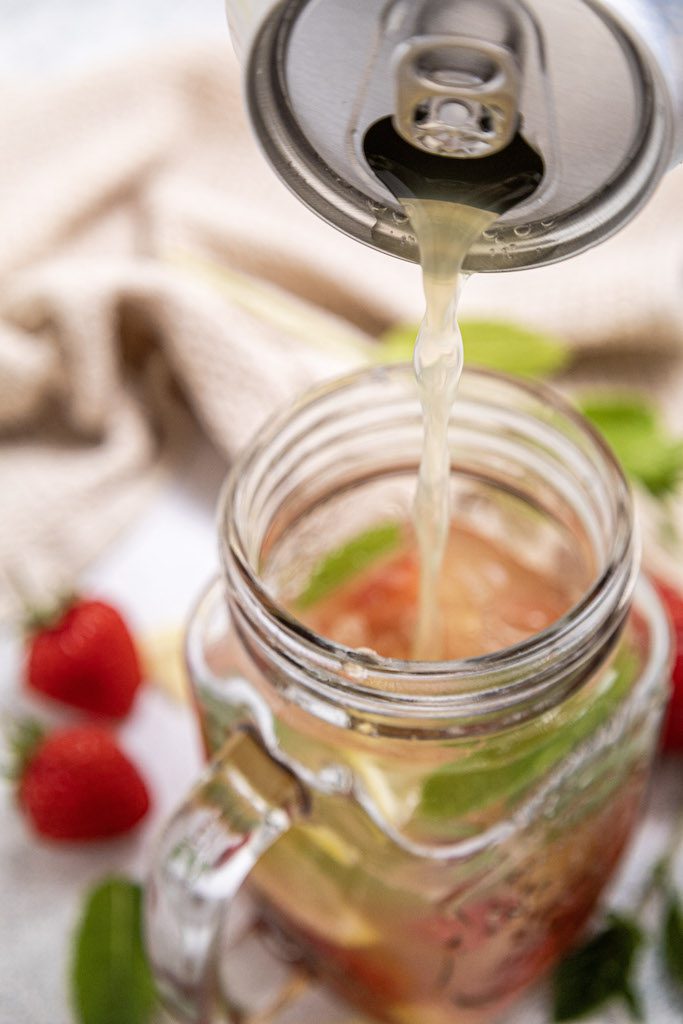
[[393, 35, 521, 159]]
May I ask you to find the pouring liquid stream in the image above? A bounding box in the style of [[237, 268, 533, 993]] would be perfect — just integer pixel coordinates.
[[364, 120, 544, 658], [406, 200, 496, 658]]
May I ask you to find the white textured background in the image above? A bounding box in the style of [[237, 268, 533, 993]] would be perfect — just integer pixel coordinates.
[[0, 0, 223, 76]]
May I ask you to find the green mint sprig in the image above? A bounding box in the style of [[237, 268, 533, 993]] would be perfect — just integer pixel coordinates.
[[72, 877, 158, 1024], [378, 319, 570, 377], [663, 892, 683, 991], [552, 815, 683, 1021], [579, 395, 683, 500], [296, 522, 401, 609], [553, 915, 644, 1022], [420, 645, 638, 822], [380, 319, 683, 502]]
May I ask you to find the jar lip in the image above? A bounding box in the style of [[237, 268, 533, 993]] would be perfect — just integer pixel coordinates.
[[219, 364, 636, 720]]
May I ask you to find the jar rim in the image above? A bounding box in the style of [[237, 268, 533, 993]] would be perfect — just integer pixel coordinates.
[[219, 364, 637, 727]]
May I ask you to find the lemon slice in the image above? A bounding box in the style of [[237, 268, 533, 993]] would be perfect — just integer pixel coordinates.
[[254, 835, 379, 948], [303, 824, 361, 868], [142, 627, 189, 702]]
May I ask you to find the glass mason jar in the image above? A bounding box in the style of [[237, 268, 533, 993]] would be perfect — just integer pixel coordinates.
[[146, 365, 671, 1024]]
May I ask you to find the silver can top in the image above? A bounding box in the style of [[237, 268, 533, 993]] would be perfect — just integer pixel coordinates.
[[239, 0, 683, 271]]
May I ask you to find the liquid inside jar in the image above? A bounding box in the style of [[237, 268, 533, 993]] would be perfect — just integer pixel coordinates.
[[204, 497, 655, 1024], [293, 522, 580, 661]]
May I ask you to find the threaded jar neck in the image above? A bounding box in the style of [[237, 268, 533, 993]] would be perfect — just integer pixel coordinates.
[[220, 365, 636, 737]]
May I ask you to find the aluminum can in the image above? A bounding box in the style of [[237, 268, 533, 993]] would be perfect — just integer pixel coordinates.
[[226, 0, 683, 271]]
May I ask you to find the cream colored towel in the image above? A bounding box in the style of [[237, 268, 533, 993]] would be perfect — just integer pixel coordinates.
[[2, 41, 683, 617]]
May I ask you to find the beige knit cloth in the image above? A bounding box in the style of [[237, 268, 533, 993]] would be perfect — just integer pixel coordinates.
[[2, 42, 683, 618]]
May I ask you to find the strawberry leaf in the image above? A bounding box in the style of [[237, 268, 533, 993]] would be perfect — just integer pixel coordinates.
[[296, 523, 402, 609], [579, 395, 683, 499], [24, 591, 78, 634], [552, 914, 644, 1022], [71, 877, 157, 1024], [4, 718, 46, 782], [377, 320, 569, 378]]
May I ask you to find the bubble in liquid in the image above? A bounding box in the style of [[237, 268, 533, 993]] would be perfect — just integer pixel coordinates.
[[318, 762, 352, 792], [540, 219, 555, 229], [344, 660, 368, 681], [356, 645, 381, 661], [513, 224, 532, 237]]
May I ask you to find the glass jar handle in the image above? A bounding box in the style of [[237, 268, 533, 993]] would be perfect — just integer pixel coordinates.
[[145, 729, 307, 1023]]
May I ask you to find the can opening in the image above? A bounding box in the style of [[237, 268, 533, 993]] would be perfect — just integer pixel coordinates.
[[363, 115, 544, 213], [244, 0, 672, 272]]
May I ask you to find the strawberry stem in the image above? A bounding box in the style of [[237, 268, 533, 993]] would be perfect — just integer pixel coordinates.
[[0, 562, 79, 634], [3, 718, 47, 782], [23, 591, 78, 635]]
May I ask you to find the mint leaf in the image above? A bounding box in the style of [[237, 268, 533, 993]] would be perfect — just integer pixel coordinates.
[[377, 320, 569, 378], [580, 395, 683, 498], [420, 743, 543, 820], [461, 320, 569, 377], [420, 644, 639, 821], [663, 893, 683, 991], [552, 915, 644, 1022], [375, 323, 416, 364], [71, 877, 157, 1024], [296, 523, 402, 609]]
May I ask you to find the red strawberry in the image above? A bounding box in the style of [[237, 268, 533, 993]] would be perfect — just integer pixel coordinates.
[[26, 598, 142, 718], [14, 723, 150, 841], [653, 579, 683, 751]]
